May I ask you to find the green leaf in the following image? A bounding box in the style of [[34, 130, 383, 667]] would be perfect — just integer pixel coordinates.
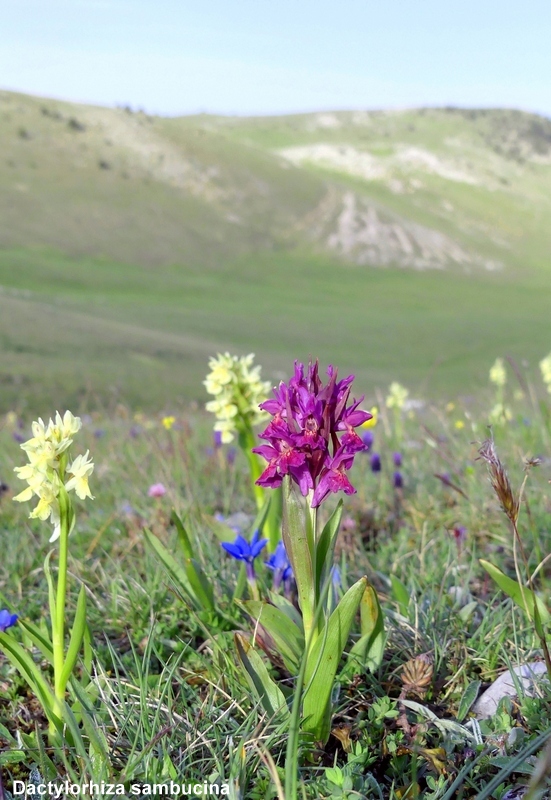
[[480, 560, 550, 624], [234, 633, 289, 720], [268, 592, 304, 631], [170, 514, 216, 611], [171, 509, 194, 559], [346, 583, 386, 674], [457, 679, 481, 722], [18, 619, 54, 664], [302, 576, 367, 742], [264, 487, 283, 553], [59, 583, 87, 692], [240, 600, 305, 673], [281, 476, 315, 640], [0, 632, 59, 728], [390, 575, 410, 616], [315, 500, 343, 597], [145, 528, 214, 612]]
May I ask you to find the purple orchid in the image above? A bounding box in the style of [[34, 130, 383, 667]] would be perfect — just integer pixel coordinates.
[[0, 609, 18, 632], [253, 360, 371, 507], [222, 529, 268, 580]]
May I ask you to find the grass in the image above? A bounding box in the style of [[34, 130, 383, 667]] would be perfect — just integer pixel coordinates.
[[2, 368, 551, 797], [1, 245, 551, 412]]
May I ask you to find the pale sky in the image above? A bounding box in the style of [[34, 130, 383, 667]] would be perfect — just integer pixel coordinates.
[[1, 0, 550, 117]]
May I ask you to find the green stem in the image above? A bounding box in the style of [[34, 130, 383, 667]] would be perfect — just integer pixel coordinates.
[[239, 425, 265, 510], [53, 489, 71, 713]]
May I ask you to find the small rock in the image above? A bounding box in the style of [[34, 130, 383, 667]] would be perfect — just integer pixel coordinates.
[[473, 662, 548, 719]]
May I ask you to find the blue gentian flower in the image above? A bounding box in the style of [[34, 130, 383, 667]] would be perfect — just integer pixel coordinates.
[[393, 471, 404, 489], [222, 529, 267, 580], [265, 541, 293, 589], [0, 609, 18, 632], [370, 452, 382, 473]]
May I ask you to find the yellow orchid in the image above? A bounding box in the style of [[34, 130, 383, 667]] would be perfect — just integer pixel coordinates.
[[489, 358, 507, 387], [65, 451, 95, 500]]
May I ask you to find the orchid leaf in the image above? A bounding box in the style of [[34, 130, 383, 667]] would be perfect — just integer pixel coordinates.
[[0, 632, 60, 728], [59, 583, 87, 692], [240, 600, 304, 673], [18, 619, 54, 664], [145, 528, 214, 612], [345, 582, 386, 674], [234, 633, 289, 720], [171, 512, 215, 611], [315, 499, 343, 597], [302, 576, 367, 742], [281, 476, 315, 641], [390, 574, 410, 616], [268, 591, 304, 631], [480, 560, 550, 624]]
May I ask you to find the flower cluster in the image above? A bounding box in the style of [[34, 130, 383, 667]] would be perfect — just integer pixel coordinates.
[[204, 353, 271, 444], [489, 357, 507, 387], [13, 411, 94, 542], [540, 353, 551, 395], [386, 382, 409, 410], [253, 360, 372, 507]]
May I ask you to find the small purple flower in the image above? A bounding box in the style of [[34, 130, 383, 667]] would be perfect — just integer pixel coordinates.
[[361, 430, 374, 450], [393, 471, 403, 489], [227, 447, 237, 466], [94, 428, 106, 439], [12, 432, 25, 443], [370, 452, 382, 473], [452, 526, 467, 545], [148, 482, 167, 498], [393, 452, 402, 467], [0, 609, 18, 632], [213, 430, 223, 449], [222, 530, 268, 581], [129, 425, 141, 438], [265, 540, 293, 589]]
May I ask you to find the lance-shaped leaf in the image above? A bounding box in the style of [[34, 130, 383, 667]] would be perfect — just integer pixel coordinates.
[[144, 528, 215, 612], [0, 632, 60, 729], [240, 600, 304, 673], [480, 560, 550, 624], [234, 633, 289, 720], [315, 500, 343, 598], [302, 576, 367, 743], [390, 574, 410, 616], [269, 592, 304, 631], [18, 619, 53, 665], [171, 511, 215, 611], [281, 476, 316, 641], [59, 583, 87, 692], [345, 582, 386, 674]]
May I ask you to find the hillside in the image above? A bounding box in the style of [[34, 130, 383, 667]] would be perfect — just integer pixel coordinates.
[[1, 90, 550, 410]]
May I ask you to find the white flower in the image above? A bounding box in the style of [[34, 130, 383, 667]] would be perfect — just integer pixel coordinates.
[[65, 451, 95, 500], [540, 353, 551, 392]]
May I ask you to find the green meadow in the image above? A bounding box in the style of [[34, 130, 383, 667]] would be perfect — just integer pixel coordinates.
[[1, 92, 551, 411]]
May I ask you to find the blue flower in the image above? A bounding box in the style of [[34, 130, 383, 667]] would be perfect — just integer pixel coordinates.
[[222, 530, 267, 580], [0, 609, 18, 632], [393, 471, 403, 489], [370, 452, 382, 473], [265, 541, 293, 588]]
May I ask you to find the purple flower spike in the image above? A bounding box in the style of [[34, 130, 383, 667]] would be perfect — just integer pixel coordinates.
[[393, 452, 402, 467], [393, 471, 403, 489], [370, 452, 382, 473], [255, 359, 371, 506], [0, 609, 18, 632], [222, 530, 268, 580]]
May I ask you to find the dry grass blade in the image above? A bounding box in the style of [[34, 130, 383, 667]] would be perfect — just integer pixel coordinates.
[[477, 438, 518, 523]]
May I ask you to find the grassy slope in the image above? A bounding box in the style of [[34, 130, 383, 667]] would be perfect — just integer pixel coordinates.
[[1, 92, 550, 411]]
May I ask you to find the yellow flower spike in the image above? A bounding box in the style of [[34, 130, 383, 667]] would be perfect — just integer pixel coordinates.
[[489, 357, 507, 387], [162, 415, 176, 430], [386, 382, 409, 410]]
